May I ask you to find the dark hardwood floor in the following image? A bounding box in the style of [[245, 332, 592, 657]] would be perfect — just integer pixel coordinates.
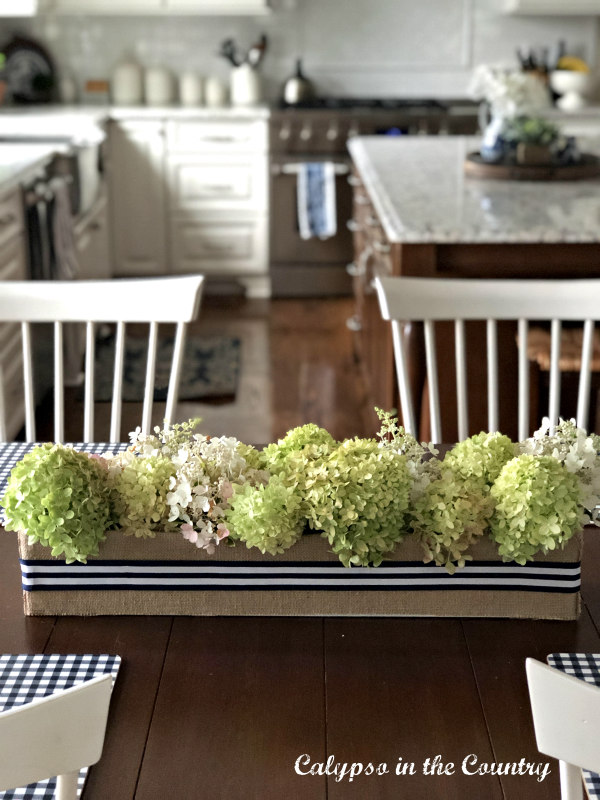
[[33, 296, 374, 445]]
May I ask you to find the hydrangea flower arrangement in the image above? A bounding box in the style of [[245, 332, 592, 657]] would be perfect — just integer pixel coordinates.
[[490, 454, 585, 564], [1, 443, 114, 563], [2, 413, 599, 572], [128, 420, 269, 554]]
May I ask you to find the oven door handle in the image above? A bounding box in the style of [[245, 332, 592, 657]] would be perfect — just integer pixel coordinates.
[[271, 162, 351, 177]]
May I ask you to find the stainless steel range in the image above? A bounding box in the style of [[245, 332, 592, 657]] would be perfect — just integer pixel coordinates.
[[269, 98, 478, 297]]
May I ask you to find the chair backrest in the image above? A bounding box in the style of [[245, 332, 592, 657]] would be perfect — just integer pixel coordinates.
[[0, 275, 204, 442], [526, 658, 600, 800], [375, 276, 600, 442], [0, 673, 112, 797]]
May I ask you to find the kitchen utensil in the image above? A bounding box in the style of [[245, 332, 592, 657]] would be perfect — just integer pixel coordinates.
[[205, 76, 228, 107], [247, 34, 267, 68], [144, 66, 173, 105], [111, 56, 143, 105], [282, 59, 315, 106], [230, 64, 261, 106], [179, 71, 203, 106], [220, 38, 242, 68]]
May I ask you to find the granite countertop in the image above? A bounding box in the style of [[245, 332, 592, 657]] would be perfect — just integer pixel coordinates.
[[349, 135, 600, 245]]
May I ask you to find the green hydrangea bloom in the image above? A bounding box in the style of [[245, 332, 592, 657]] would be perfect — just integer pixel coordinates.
[[226, 476, 305, 555], [444, 432, 516, 487], [412, 466, 493, 573], [109, 453, 177, 538], [0, 443, 113, 563], [305, 438, 412, 567], [262, 424, 336, 474], [490, 454, 585, 564]]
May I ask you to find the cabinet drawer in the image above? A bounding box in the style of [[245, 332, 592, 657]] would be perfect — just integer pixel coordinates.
[[171, 217, 267, 275], [0, 189, 24, 250], [167, 120, 268, 153], [0, 233, 26, 281], [0, 332, 24, 441], [168, 154, 267, 212]]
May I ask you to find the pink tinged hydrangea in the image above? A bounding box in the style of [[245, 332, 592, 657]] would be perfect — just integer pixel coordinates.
[[220, 480, 234, 499], [181, 523, 198, 544], [217, 524, 230, 541]]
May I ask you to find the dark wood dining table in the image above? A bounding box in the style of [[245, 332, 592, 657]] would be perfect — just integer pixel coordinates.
[[3, 471, 600, 798]]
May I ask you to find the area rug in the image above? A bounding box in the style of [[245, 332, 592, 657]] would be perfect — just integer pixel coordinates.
[[92, 334, 241, 402]]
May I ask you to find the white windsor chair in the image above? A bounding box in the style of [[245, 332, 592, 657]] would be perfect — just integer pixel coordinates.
[[0, 275, 204, 442], [0, 673, 112, 800], [375, 275, 600, 442], [526, 657, 600, 800]]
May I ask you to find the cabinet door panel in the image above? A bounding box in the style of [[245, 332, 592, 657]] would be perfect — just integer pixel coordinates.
[[168, 155, 266, 213], [75, 199, 111, 280], [171, 217, 267, 275], [110, 122, 166, 276], [167, 120, 268, 153]]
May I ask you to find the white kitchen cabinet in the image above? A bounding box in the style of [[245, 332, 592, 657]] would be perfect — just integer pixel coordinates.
[[74, 193, 111, 280], [505, 0, 599, 13], [109, 120, 167, 277], [166, 118, 269, 297], [168, 154, 267, 214], [38, 0, 269, 12], [0, 187, 26, 441]]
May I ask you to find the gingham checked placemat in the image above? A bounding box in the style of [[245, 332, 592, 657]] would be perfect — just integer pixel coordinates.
[[0, 653, 121, 800], [548, 653, 600, 799], [0, 443, 129, 501]]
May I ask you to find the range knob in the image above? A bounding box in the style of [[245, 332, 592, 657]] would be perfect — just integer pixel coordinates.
[[279, 123, 292, 141], [326, 123, 339, 141], [300, 124, 313, 141]]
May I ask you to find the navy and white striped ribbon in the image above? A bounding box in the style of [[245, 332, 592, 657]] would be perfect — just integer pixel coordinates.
[[20, 559, 581, 593]]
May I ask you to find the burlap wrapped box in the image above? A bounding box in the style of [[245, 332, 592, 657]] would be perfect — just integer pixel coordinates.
[[17, 529, 582, 619]]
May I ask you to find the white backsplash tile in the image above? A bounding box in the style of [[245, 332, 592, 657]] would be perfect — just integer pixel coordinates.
[[0, 0, 597, 100]]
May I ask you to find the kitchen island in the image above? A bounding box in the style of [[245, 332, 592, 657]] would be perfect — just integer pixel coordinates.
[[348, 135, 600, 440]]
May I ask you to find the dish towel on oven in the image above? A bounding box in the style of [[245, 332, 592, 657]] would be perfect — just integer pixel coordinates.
[[297, 162, 337, 240], [50, 177, 79, 280]]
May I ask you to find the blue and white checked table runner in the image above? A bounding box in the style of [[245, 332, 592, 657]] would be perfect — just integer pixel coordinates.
[[0, 443, 128, 501], [547, 653, 600, 799], [0, 653, 121, 800]]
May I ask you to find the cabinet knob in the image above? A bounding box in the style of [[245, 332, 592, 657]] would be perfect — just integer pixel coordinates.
[[346, 219, 362, 233], [346, 315, 362, 332]]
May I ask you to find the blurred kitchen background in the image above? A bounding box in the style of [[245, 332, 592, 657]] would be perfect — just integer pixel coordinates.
[[1, 0, 600, 446], [1, 0, 597, 101]]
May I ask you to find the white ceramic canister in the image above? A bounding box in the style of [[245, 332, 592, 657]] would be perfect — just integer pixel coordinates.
[[230, 64, 261, 106], [179, 71, 203, 106], [204, 76, 228, 108], [144, 66, 174, 105], [111, 57, 143, 105]]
